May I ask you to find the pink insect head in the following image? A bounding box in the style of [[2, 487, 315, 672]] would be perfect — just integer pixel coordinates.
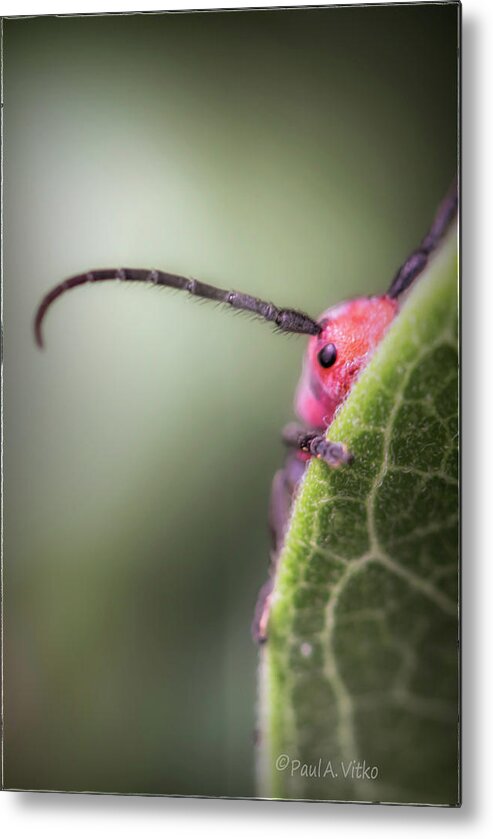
[[295, 295, 398, 430]]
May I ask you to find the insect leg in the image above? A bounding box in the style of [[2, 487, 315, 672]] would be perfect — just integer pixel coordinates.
[[252, 579, 274, 645], [282, 422, 353, 467], [252, 455, 305, 644]]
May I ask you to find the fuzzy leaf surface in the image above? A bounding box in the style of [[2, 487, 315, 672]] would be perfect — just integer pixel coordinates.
[[258, 231, 459, 805]]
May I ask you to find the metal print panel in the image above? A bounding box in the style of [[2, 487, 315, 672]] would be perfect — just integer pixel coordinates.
[[1, 2, 460, 805]]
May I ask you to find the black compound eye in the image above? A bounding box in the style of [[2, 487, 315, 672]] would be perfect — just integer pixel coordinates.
[[318, 343, 337, 368]]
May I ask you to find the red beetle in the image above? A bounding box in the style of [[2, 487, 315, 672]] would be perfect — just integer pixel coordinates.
[[34, 180, 458, 642]]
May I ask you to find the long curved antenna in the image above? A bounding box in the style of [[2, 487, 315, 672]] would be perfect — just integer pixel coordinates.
[[34, 267, 321, 348], [387, 177, 458, 300]]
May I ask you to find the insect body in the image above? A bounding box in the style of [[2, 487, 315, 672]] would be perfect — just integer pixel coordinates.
[[34, 180, 458, 643]]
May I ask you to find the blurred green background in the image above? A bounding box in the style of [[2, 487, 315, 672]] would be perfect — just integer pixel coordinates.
[[3, 5, 458, 797]]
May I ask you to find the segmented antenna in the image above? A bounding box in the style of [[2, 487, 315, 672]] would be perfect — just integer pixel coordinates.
[[34, 268, 321, 348], [387, 178, 458, 300]]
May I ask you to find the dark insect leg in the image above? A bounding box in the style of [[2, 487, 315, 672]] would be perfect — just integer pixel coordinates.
[[252, 423, 354, 643], [282, 422, 353, 467], [252, 455, 306, 644], [387, 178, 458, 300], [268, 455, 306, 554], [251, 579, 274, 646]]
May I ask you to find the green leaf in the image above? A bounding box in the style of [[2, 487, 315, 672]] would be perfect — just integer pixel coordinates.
[[257, 231, 459, 805]]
